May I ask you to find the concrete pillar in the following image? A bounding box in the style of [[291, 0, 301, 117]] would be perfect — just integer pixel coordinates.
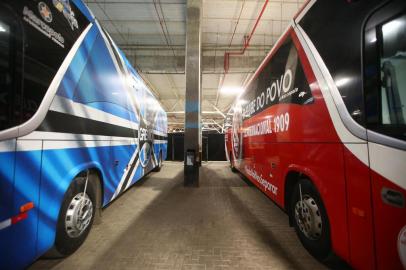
[[184, 0, 202, 186]]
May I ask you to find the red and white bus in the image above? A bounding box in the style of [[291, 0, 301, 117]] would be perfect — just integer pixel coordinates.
[[225, 0, 406, 269]]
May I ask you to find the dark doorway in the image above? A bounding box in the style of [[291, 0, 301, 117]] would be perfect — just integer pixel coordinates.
[[167, 133, 226, 161]]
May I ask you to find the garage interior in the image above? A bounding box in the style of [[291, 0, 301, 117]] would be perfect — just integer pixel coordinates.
[[12, 0, 385, 269], [2, 0, 406, 268], [26, 0, 344, 269]]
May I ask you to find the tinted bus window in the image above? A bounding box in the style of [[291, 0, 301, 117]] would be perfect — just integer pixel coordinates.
[[232, 35, 313, 160], [21, 0, 89, 121], [0, 1, 90, 131], [240, 36, 313, 121], [365, 9, 406, 141], [298, 1, 392, 125], [0, 8, 22, 131], [380, 13, 406, 126]]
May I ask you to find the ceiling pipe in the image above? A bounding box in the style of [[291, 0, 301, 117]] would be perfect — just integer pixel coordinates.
[[228, 0, 246, 48], [219, 0, 270, 90]]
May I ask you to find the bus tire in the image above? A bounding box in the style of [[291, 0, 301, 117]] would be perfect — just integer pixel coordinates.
[[153, 151, 163, 172], [290, 178, 331, 260], [230, 153, 237, 172], [54, 173, 97, 256]]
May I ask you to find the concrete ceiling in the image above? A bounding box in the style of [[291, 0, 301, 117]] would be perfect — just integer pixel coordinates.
[[84, 0, 306, 131]]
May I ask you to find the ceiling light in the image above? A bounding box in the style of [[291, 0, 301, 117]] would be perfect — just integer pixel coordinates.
[[220, 86, 244, 95]]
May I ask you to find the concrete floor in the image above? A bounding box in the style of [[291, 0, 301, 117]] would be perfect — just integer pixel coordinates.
[[30, 162, 329, 270]]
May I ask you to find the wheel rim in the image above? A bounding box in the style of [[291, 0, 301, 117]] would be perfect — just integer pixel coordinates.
[[65, 192, 93, 238], [294, 195, 322, 240]]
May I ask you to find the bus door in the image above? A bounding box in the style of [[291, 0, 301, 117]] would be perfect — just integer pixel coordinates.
[[364, 2, 406, 269], [95, 29, 138, 196], [108, 86, 137, 196], [110, 113, 137, 196], [0, 3, 41, 268]]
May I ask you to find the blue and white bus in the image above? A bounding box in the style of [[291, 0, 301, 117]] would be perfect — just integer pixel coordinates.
[[0, 0, 167, 268]]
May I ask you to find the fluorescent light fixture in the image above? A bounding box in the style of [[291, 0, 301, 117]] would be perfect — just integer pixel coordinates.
[[220, 86, 244, 95]]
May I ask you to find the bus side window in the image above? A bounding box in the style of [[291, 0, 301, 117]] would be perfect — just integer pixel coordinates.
[[379, 14, 406, 126], [0, 7, 22, 131], [364, 8, 406, 142]]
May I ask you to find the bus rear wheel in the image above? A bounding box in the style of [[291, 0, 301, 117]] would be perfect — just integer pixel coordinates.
[[54, 173, 97, 256], [290, 178, 331, 260], [230, 153, 237, 172], [153, 151, 163, 172]]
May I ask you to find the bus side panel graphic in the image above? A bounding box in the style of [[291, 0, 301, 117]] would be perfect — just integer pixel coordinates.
[[225, 1, 406, 268], [0, 0, 167, 268]]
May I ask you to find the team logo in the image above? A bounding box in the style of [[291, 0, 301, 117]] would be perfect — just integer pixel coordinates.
[[24, 5, 65, 47], [38, 2, 53, 23], [232, 104, 243, 162], [52, 0, 79, 30], [139, 142, 152, 168], [139, 126, 152, 168]]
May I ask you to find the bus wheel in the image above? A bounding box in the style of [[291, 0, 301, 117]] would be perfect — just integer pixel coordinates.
[[230, 153, 237, 172], [290, 178, 331, 260], [54, 173, 97, 256], [153, 151, 163, 172]]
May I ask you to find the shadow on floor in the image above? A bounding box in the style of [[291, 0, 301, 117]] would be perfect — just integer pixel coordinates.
[[30, 162, 350, 270]]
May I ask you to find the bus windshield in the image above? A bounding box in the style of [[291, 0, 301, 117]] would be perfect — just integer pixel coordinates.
[[0, 13, 21, 131], [0, 1, 90, 133]]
